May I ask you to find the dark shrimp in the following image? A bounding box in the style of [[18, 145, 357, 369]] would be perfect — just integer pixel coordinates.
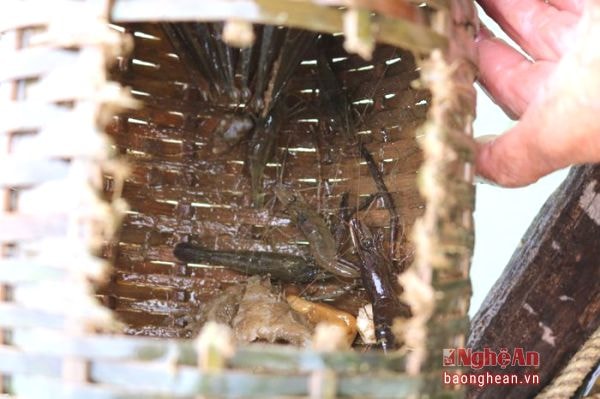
[[335, 192, 376, 247], [173, 242, 324, 284], [349, 218, 411, 352]]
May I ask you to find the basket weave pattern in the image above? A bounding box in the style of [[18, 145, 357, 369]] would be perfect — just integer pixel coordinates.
[[0, 1, 476, 397]]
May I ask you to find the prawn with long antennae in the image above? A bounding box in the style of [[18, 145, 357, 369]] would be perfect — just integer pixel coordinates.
[[273, 185, 360, 279], [349, 218, 411, 353]]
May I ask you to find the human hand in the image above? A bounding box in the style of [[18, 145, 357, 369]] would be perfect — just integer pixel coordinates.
[[475, 0, 600, 187]]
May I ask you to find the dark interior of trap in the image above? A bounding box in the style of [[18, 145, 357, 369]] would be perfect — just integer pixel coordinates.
[[99, 21, 430, 347]]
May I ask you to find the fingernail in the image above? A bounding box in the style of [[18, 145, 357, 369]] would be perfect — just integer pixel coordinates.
[[475, 134, 500, 144], [475, 24, 495, 42], [474, 175, 500, 186]]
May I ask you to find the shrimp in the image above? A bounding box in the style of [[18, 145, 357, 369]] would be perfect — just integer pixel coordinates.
[[273, 185, 360, 279], [349, 218, 411, 352]]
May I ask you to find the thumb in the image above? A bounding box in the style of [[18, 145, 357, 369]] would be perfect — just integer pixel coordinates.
[[476, 76, 600, 187], [475, 119, 557, 187]]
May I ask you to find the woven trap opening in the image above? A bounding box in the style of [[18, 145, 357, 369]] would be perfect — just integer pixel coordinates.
[[99, 19, 430, 350], [100, 21, 429, 349]]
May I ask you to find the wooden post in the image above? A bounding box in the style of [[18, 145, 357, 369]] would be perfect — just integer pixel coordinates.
[[468, 164, 600, 399]]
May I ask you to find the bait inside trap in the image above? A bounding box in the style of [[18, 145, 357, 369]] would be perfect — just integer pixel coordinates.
[[0, 1, 477, 397]]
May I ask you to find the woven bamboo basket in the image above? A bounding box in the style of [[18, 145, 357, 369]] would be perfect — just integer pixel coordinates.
[[0, 0, 476, 397]]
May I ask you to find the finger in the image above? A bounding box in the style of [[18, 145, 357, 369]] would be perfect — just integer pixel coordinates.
[[545, 0, 584, 15], [474, 127, 560, 188], [477, 0, 600, 187], [475, 122, 555, 188], [476, 93, 600, 187], [476, 28, 556, 118], [477, 0, 580, 61]]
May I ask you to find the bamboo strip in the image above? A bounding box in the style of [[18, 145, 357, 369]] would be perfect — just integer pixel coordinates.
[[111, 0, 447, 53], [0, 158, 69, 187], [0, 262, 67, 283], [8, 371, 423, 398], [0, 347, 62, 377], [7, 330, 409, 372], [0, 213, 68, 241], [0, 1, 92, 33], [0, 102, 69, 134], [0, 303, 66, 329], [0, 48, 78, 82]]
